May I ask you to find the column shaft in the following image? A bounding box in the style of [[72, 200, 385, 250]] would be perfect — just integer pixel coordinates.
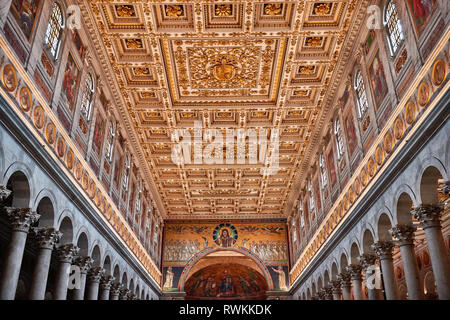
[[28, 248, 53, 300], [0, 230, 28, 300]]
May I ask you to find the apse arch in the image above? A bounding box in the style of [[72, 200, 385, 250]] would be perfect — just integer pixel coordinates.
[[178, 246, 274, 292]]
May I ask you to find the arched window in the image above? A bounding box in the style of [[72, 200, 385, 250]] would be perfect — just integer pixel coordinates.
[[385, 0, 404, 55], [334, 118, 344, 159], [135, 181, 142, 214], [292, 219, 297, 243], [80, 74, 94, 120], [319, 154, 327, 189], [354, 70, 368, 118], [105, 121, 115, 163], [308, 180, 315, 212], [44, 2, 64, 58], [123, 155, 130, 191]]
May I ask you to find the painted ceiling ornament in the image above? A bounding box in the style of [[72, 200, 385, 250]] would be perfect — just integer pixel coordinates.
[[134, 67, 150, 76], [212, 57, 236, 81], [264, 3, 282, 16], [213, 223, 238, 247], [298, 65, 315, 75], [305, 36, 323, 48], [165, 5, 184, 17], [116, 5, 135, 18], [215, 4, 232, 17], [126, 39, 143, 49], [313, 3, 332, 15]]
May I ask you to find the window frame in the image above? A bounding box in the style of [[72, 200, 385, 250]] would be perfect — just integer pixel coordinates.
[[384, 0, 404, 56], [354, 70, 369, 119], [334, 118, 345, 159], [44, 2, 65, 59]]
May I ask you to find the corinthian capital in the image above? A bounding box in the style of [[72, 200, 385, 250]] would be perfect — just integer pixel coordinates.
[[88, 267, 105, 283], [338, 271, 352, 287], [100, 275, 115, 290], [34, 227, 62, 249], [119, 287, 130, 300], [0, 185, 12, 203], [439, 181, 450, 198], [389, 224, 416, 246], [358, 253, 377, 270], [330, 280, 342, 294], [5, 207, 40, 232], [371, 241, 395, 260], [56, 244, 79, 263], [73, 256, 94, 273], [110, 282, 122, 296], [346, 264, 363, 281], [411, 204, 444, 229]]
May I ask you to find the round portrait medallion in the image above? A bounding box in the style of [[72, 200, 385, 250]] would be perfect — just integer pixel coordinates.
[[75, 161, 82, 180], [417, 81, 430, 108], [19, 86, 32, 112], [45, 122, 56, 145], [213, 223, 238, 247], [393, 118, 404, 140], [384, 133, 394, 154], [432, 59, 447, 87], [360, 168, 368, 187], [56, 137, 65, 158], [33, 105, 45, 129], [375, 145, 384, 166], [2, 64, 17, 92], [368, 157, 376, 177], [65, 149, 74, 170], [404, 101, 416, 125]]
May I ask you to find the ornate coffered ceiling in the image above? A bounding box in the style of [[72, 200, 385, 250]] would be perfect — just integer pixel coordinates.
[[79, 0, 367, 220]]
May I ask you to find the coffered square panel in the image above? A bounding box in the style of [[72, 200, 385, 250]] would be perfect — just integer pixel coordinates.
[[161, 37, 287, 106]]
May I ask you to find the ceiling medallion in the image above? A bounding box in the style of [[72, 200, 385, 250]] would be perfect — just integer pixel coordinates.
[[264, 3, 283, 16], [305, 37, 323, 47], [313, 3, 332, 16], [165, 5, 184, 17], [115, 5, 135, 18], [215, 4, 232, 17], [125, 39, 143, 49], [212, 57, 236, 81]]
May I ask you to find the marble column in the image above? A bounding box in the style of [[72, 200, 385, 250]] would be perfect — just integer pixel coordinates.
[[71, 256, 93, 300], [323, 286, 333, 300], [338, 271, 352, 300], [330, 280, 342, 300], [372, 241, 398, 300], [99, 275, 115, 300], [347, 264, 364, 300], [29, 228, 62, 300], [390, 225, 424, 300], [358, 253, 379, 300], [110, 283, 121, 300], [53, 244, 79, 300], [119, 287, 130, 300], [86, 267, 105, 300], [0, 208, 40, 300], [412, 204, 450, 300]]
